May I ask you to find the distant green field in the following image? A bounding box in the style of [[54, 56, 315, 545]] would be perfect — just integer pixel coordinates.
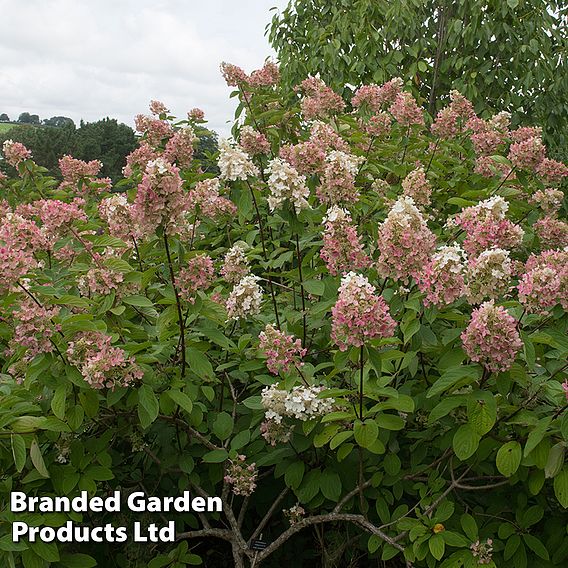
[[0, 123, 18, 134]]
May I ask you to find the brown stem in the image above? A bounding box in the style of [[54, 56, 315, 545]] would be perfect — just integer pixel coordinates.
[[295, 233, 307, 346]]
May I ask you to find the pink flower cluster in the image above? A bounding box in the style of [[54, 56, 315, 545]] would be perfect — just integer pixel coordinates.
[[453, 196, 523, 257], [362, 112, 391, 137], [2, 139, 32, 167], [351, 79, 404, 112], [533, 216, 568, 250], [59, 155, 111, 194], [123, 143, 158, 178], [258, 324, 306, 375], [474, 155, 511, 179], [132, 158, 186, 235], [134, 114, 174, 148], [298, 77, 345, 120], [99, 195, 141, 242], [177, 255, 215, 303], [331, 272, 396, 351], [239, 125, 270, 156], [320, 206, 370, 275], [77, 253, 138, 298], [259, 419, 293, 446], [518, 249, 567, 313], [376, 196, 436, 282], [164, 126, 196, 168], [467, 112, 509, 156], [8, 297, 61, 358], [186, 178, 237, 220], [465, 248, 512, 304], [317, 151, 364, 205], [529, 188, 564, 216], [220, 61, 279, 88], [401, 166, 431, 206], [187, 108, 205, 121], [431, 91, 475, 138], [416, 244, 466, 307], [461, 301, 522, 373], [67, 331, 143, 389], [149, 100, 169, 116], [388, 92, 424, 127], [221, 243, 250, 284], [224, 455, 258, 496]]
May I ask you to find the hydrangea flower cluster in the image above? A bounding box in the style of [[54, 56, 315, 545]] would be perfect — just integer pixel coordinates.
[[533, 216, 568, 250], [224, 455, 258, 496], [331, 272, 396, 350], [132, 158, 186, 235], [2, 139, 32, 167], [416, 244, 467, 307], [467, 112, 510, 156], [431, 90, 475, 138], [461, 301, 522, 372], [284, 504, 306, 525], [470, 539, 494, 565], [177, 255, 215, 303], [266, 157, 310, 212], [297, 76, 345, 120], [226, 274, 263, 320], [67, 331, 143, 389], [518, 249, 567, 313], [261, 384, 335, 422], [376, 196, 436, 282], [220, 61, 279, 88], [351, 78, 404, 112], [217, 139, 259, 181], [99, 194, 141, 242], [401, 166, 431, 206], [187, 108, 205, 121], [320, 206, 370, 275], [316, 151, 364, 205], [59, 155, 111, 194], [362, 112, 392, 137], [258, 324, 306, 375], [77, 254, 138, 298], [186, 178, 237, 220], [389, 92, 425, 126], [465, 248, 512, 304], [134, 114, 173, 148], [239, 125, 270, 156], [221, 243, 250, 284], [149, 100, 169, 116], [123, 143, 158, 178], [453, 196, 523, 256], [7, 297, 61, 358], [259, 419, 293, 446], [164, 126, 196, 168], [529, 188, 564, 216]]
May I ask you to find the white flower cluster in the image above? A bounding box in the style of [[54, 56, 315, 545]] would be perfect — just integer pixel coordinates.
[[266, 157, 310, 212], [261, 384, 335, 423], [489, 111, 511, 131], [386, 196, 427, 229], [218, 139, 259, 181], [146, 157, 169, 175], [221, 242, 250, 284], [226, 274, 263, 320], [338, 271, 376, 296], [432, 244, 467, 273], [323, 205, 350, 224], [475, 196, 509, 220], [466, 248, 512, 303], [325, 150, 364, 176]]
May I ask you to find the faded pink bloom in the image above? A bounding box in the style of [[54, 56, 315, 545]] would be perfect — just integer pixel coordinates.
[[402, 166, 431, 206], [221, 243, 249, 284], [259, 324, 306, 375], [67, 331, 143, 389], [465, 248, 512, 304], [461, 301, 522, 373], [508, 136, 545, 171], [510, 126, 543, 143], [123, 143, 158, 178], [177, 255, 215, 303], [331, 272, 396, 351], [99, 194, 141, 242], [431, 91, 476, 139], [389, 92, 424, 127], [149, 100, 169, 116], [34, 198, 87, 234], [249, 61, 280, 87], [134, 114, 174, 147], [529, 188, 564, 216], [220, 62, 249, 87], [164, 126, 196, 168], [224, 455, 257, 496], [240, 125, 270, 156], [376, 196, 436, 282], [352, 78, 404, 112], [2, 139, 32, 167], [416, 244, 466, 307], [59, 155, 110, 194], [7, 296, 61, 358], [518, 249, 567, 313], [362, 112, 391, 137], [467, 115, 508, 156], [187, 178, 237, 220], [187, 108, 205, 121], [77, 251, 139, 298], [321, 206, 370, 275], [260, 420, 292, 446], [563, 381, 568, 401], [298, 77, 345, 120], [536, 158, 568, 182], [533, 216, 568, 250], [474, 155, 512, 178], [317, 151, 364, 205]]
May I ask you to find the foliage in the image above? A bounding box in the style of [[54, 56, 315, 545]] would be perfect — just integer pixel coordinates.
[[0, 63, 567, 568], [269, 0, 568, 158]]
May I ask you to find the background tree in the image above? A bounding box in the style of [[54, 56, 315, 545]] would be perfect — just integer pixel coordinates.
[[0, 113, 9, 122], [269, 0, 568, 157], [43, 116, 75, 128]]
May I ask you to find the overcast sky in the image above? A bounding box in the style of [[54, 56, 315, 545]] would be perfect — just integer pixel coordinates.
[[0, 0, 288, 135]]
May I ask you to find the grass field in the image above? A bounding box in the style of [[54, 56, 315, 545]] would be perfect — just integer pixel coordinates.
[[0, 123, 18, 134]]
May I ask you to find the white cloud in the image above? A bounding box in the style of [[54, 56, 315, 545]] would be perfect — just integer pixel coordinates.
[[0, 0, 288, 135]]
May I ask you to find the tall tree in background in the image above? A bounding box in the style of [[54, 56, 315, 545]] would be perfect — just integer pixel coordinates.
[[0, 114, 9, 122], [269, 0, 568, 157]]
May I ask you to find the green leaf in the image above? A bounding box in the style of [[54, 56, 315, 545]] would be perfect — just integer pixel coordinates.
[[31, 540, 59, 562], [544, 443, 565, 479], [427, 366, 480, 398], [285, 461, 305, 489], [138, 385, 159, 429], [522, 534, 549, 561], [354, 419, 379, 449], [186, 347, 214, 379], [230, 430, 250, 451], [320, 469, 342, 501], [123, 294, 154, 307], [452, 424, 480, 461], [496, 441, 522, 477], [524, 417, 552, 457], [376, 413, 405, 430], [11, 434, 26, 472], [553, 469, 568, 508], [167, 390, 193, 415], [51, 385, 67, 420], [429, 533, 445, 560], [460, 513, 477, 541], [467, 393, 496, 435], [302, 279, 325, 296], [30, 439, 49, 478], [60, 553, 97, 568], [202, 449, 228, 463], [212, 412, 233, 441]]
